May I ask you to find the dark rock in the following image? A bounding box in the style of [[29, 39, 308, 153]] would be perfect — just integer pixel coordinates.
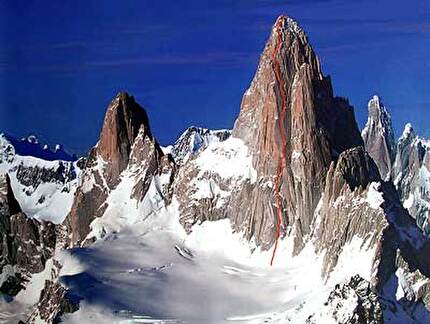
[[27, 280, 80, 323], [0, 173, 56, 296], [307, 275, 383, 324]]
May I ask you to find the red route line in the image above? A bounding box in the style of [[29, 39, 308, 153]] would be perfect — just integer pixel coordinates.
[[270, 20, 288, 267]]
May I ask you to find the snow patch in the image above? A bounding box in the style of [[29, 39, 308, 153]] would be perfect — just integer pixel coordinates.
[[195, 137, 257, 183], [366, 182, 384, 209]]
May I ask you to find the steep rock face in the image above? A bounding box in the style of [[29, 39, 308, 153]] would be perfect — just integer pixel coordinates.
[[314, 147, 387, 277], [362, 95, 395, 181], [313, 146, 430, 319], [0, 173, 56, 296], [65, 92, 171, 246], [392, 124, 430, 235], [230, 15, 362, 250]]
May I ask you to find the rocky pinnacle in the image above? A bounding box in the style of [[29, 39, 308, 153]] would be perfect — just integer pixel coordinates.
[[362, 95, 395, 181]]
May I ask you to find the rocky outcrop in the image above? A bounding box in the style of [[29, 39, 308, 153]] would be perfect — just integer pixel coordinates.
[[361, 98, 430, 236], [362, 95, 395, 181], [314, 147, 387, 277], [0, 173, 56, 296], [26, 259, 79, 324], [312, 143, 430, 304], [173, 136, 255, 232], [65, 92, 173, 246], [392, 124, 430, 235], [15, 161, 77, 191], [307, 275, 383, 324], [230, 15, 362, 251]]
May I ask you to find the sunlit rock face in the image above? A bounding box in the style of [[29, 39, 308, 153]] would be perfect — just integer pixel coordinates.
[[231, 15, 362, 251], [65, 92, 172, 246]]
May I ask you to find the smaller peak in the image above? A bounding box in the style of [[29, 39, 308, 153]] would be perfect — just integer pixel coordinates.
[[367, 94, 391, 121], [400, 123, 416, 141], [404, 122, 414, 132]]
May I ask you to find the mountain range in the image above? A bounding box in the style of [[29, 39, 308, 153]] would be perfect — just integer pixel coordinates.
[[1, 15, 430, 324]]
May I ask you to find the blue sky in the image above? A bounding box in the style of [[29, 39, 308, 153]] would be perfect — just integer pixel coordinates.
[[0, 0, 429, 154]]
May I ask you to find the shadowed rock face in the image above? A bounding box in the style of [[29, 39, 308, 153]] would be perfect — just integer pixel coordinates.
[[393, 124, 430, 235], [65, 92, 168, 246], [230, 15, 362, 251], [361, 99, 430, 235], [362, 95, 395, 181], [0, 173, 56, 296]]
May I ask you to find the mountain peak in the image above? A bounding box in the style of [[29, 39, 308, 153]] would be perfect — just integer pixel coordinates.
[[366, 95, 391, 125], [362, 95, 395, 180], [97, 92, 152, 182], [65, 92, 168, 246], [231, 15, 362, 251]]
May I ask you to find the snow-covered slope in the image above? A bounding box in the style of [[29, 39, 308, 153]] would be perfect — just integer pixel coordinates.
[[169, 126, 231, 165], [4, 191, 376, 323], [16, 176, 430, 323], [0, 133, 81, 223], [173, 136, 257, 231]]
